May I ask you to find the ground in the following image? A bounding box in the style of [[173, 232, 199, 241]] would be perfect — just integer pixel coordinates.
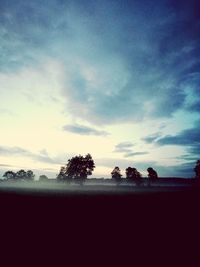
[[1, 177, 199, 260], [0, 177, 197, 195]]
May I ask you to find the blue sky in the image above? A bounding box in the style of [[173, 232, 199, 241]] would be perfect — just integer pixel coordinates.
[[0, 0, 199, 178]]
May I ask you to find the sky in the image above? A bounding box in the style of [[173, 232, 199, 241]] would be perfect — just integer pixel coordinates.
[[0, 0, 200, 179]]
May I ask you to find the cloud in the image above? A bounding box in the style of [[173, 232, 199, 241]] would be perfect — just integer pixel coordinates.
[[114, 142, 148, 158], [124, 152, 149, 158], [142, 120, 200, 147], [0, 0, 67, 72], [142, 133, 162, 144], [0, 145, 62, 165], [0, 163, 15, 168], [96, 157, 193, 177], [156, 121, 200, 146], [62, 124, 109, 136], [176, 154, 198, 161], [141, 119, 200, 177], [188, 145, 200, 157], [187, 102, 200, 112], [96, 157, 156, 170], [169, 162, 196, 178], [114, 142, 134, 153], [143, 120, 200, 164], [0, 1, 200, 125], [179, 73, 200, 113], [60, 0, 200, 124], [0, 146, 29, 156]]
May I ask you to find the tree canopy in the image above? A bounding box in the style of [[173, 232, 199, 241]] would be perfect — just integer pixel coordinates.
[[111, 166, 122, 181], [3, 169, 35, 180], [125, 167, 142, 180], [57, 154, 95, 180], [147, 167, 158, 180], [3, 171, 16, 179]]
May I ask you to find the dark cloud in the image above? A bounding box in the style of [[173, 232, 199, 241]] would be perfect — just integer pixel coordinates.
[[170, 162, 196, 178], [176, 154, 198, 162], [63, 124, 109, 136], [187, 102, 200, 113], [156, 122, 200, 146], [188, 145, 200, 156], [180, 73, 200, 113], [0, 0, 200, 124], [143, 120, 200, 147], [142, 133, 162, 144], [0, 0, 69, 72], [143, 121, 200, 162], [151, 162, 195, 178], [60, 0, 200, 124]]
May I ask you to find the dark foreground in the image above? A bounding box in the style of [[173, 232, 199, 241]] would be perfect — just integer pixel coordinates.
[[1, 181, 199, 264], [1, 180, 200, 223]]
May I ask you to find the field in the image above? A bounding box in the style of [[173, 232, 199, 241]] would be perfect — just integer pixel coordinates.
[[1, 177, 199, 258], [0, 177, 198, 196]]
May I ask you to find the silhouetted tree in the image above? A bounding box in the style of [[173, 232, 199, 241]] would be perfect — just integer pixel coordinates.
[[26, 170, 35, 180], [16, 169, 27, 179], [58, 154, 95, 183], [126, 167, 142, 186], [3, 171, 16, 180], [147, 167, 158, 184], [194, 160, 200, 179], [39, 175, 49, 181], [3, 169, 35, 181], [111, 166, 122, 184], [57, 166, 67, 181], [126, 167, 133, 180]]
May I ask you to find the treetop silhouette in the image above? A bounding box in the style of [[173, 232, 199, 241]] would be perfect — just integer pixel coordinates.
[[147, 167, 158, 180], [57, 154, 95, 181], [194, 160, 200, 179], [126, 167, 142, 179], [111, 166, 122, 182], [125, 167, 142, 185], [3, 169, 35, 180]]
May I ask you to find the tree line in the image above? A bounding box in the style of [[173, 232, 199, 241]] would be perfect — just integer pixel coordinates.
[[3, 169, 35, 180], [1, 155, 200, 182]]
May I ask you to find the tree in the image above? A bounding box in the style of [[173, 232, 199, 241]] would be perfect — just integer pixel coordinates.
[[125, 167, 134, 180], [16, 169, 27, 179], [26, 170, 35, 180], [194, 160, 200, 179], [39, 175, 49, 182], [147, 167, 158, 181], [57, 166, 67, 181], [111, 166, 122, 183], [3, 171, 16, 180], [3, 169, 35, 181], [58, 154, 95, 182], [126, 167, 142, 185]]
